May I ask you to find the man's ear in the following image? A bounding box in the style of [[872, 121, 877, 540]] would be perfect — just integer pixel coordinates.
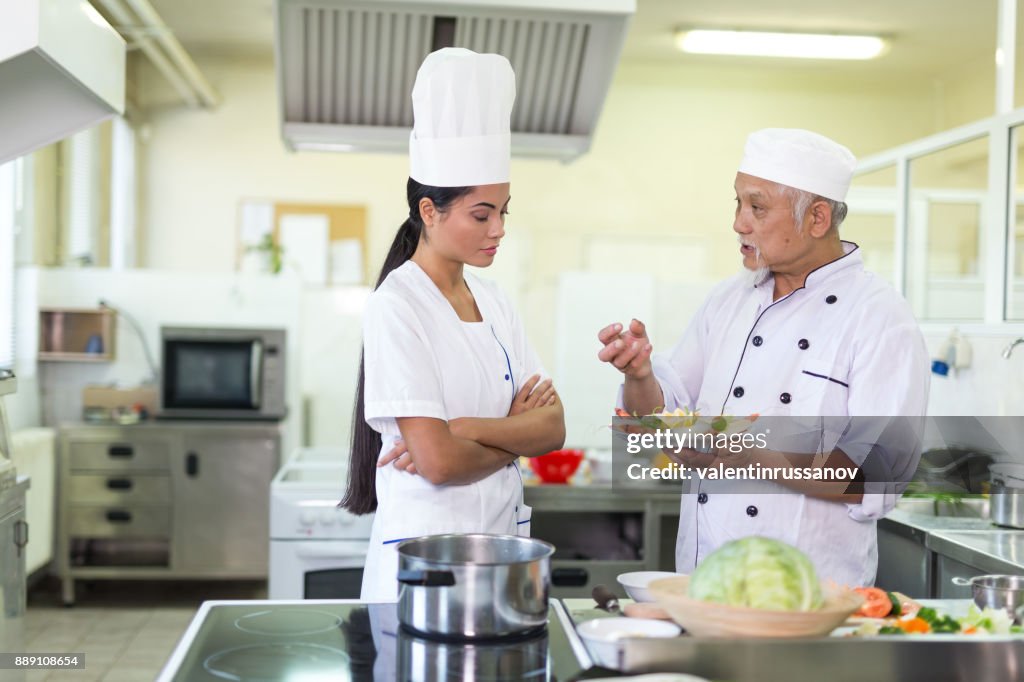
[[419, 198, 437, 227], [807, 200, 833, 238]]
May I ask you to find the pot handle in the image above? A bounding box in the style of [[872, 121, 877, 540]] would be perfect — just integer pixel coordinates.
[[397, 569, 456, 587], [951, 576, 974, 586]]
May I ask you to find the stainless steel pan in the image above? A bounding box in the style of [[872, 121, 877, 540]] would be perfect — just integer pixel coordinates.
[[396, 533, 554, 640]]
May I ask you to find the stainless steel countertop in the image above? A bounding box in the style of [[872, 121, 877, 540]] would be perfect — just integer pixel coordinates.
[[927, 530, 1024, 574], [882, 508, 997, 534], [523, 482, 681, 512], [882, 508, 1024, 574]]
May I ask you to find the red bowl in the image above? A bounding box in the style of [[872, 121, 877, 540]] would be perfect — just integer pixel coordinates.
[[529, 449, 584, 484]]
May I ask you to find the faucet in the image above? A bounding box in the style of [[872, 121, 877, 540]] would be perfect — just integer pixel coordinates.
[[1004, 338, 1024, 359]]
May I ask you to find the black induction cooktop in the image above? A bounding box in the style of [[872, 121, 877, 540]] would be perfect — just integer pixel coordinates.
[[157, 600, 590, 681]]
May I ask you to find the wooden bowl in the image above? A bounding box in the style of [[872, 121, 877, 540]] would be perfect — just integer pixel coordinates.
[[648, 576, 864, 638]]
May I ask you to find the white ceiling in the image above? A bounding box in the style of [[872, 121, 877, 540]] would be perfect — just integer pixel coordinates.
[[132, 0, 1002, 78]]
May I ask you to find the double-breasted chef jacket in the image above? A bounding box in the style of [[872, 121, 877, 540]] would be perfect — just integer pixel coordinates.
[[360, 260, 542, 602], [634, 241, 929, 586]]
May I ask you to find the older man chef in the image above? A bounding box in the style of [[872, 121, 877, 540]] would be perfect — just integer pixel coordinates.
[[599, 129, 929, 586]]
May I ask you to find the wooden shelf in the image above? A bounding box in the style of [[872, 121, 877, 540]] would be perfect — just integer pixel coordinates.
[[38, 308, 116, 362]]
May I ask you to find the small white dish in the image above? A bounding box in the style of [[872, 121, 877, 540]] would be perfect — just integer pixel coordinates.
[[577, 617, 681, 669], [617, 571, 682, 602]]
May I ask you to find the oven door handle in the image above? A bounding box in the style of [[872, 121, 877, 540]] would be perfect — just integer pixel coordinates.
[[293, 544, 369, 560], [249, 340, 263, 408]]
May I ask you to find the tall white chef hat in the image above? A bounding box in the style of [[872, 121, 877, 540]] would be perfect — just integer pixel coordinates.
[[409, 47, 515, 187], [738, 128, 856, 203]]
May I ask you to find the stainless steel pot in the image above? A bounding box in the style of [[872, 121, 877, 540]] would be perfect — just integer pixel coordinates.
[[951, 574, 1024, 622], [396, 533, 554, 640], [396, 619, 549, 681], [989, 482, 1024, 529]]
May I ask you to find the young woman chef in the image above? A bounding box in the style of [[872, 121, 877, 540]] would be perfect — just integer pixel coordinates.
[[341, 47, 566, 602]]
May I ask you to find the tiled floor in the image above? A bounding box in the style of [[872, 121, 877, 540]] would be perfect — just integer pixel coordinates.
[[22, 578, 266, 681]]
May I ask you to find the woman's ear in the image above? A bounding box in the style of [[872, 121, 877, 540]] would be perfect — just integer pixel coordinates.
[[808, 200, 833, 238], [419, 198, 436, 227]]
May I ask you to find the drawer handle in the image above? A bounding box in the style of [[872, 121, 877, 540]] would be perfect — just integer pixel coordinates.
[[106, 510, 132, 523], [106, 478, 133, 491], [552, 567, 589, 587], [14, 520, 28, 558], [108, 445, 134, 458], [186, 453, 199, 477]]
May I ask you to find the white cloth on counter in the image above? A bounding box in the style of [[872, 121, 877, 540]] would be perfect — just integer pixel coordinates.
[[361, 260, 545, 601], [622, 241, 929, 587]]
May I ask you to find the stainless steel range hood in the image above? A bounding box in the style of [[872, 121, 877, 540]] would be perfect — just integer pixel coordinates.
[[0, 0, 126, 165], [273, 0, 634, 161]]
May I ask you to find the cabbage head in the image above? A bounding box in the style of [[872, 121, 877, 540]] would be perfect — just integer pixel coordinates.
[[688, 536, 823, 611]]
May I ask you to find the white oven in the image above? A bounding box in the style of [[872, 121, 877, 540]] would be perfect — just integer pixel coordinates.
[[269, 448, 373, 600]]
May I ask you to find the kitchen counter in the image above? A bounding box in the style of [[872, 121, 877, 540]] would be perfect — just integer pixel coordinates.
[[524, 482, 680, 511], [881, 508, 997, 534], [566, 597, 1024, 682], [878, 507, 1024, 598], [881, 508, 1024, 572], [927, 530, 1024, 575]]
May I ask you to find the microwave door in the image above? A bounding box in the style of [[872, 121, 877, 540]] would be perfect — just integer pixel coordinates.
[[249, 340, 263, 408]]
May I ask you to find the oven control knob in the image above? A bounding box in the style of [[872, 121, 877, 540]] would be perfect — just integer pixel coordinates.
[[299, 511, 316, 526], [319, 511, 336, 526]]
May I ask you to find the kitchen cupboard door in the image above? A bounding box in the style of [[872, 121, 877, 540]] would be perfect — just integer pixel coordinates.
[[0, 503, 27, 673], [172, 433, 278, 575]]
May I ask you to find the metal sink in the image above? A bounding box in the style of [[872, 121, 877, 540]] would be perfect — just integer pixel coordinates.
[[896, 496, 990, 518]]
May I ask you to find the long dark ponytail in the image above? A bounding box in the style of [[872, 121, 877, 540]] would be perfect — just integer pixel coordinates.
[[341, 177, 473, 514]]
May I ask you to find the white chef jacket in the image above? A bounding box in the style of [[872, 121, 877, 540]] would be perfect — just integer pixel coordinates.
[[635, 241, 929, 586], [360, 260, 544, 601]]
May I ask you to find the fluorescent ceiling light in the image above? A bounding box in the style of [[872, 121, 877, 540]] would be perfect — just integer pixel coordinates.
[[676, 29, 886, 60]]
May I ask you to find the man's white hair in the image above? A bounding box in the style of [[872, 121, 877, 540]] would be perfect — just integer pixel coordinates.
[[780, 185, 848, 234]]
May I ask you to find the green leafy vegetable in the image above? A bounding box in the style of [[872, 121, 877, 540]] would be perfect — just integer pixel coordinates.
[[887, 592, 901, 617], [688, 536, 823, 612]]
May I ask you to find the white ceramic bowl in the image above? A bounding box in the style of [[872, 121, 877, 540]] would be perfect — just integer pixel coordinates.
[[617, 571, 682, 602], [577, 617, 681, 669]]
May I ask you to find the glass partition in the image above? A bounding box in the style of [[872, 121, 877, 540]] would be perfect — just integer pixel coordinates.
[[1010, 126, 1024, 320], [845, 164, 898, 287], [906, 136, 989, 321]]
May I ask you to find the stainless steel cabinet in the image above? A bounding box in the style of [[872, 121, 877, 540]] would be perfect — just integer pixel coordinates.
[[876, 518, 933, 598], [173, 431, 277, 574], [524, 487, 681, 599], [936, 554, 979, 599], [0, 478, 29, 680], [57, 423, 280, 604]]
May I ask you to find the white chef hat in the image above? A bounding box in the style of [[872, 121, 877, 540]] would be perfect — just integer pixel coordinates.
[[738, 128, 856, 202], [409, 47, 515, 187]]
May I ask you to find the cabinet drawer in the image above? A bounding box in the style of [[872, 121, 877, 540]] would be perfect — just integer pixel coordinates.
[[69, 506, 171, 538], [67, 474, 171, 505], [68, 441, 170, 472]]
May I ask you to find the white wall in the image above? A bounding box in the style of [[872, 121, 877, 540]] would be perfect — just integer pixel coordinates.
[[30, 267, 305, 457], [134, 55, 940, 377], [925, 330, 1024, 416]]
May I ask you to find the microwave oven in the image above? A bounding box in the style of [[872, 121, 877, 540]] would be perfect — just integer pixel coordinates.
[[158, 326, 287, 420]]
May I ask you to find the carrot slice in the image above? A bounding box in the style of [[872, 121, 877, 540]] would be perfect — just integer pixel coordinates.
[[854, 587, 895, 618], [898, 617, 930, 634]]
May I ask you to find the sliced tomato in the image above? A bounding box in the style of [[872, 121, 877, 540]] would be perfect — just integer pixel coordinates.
[[854, 587, 895, 618]]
